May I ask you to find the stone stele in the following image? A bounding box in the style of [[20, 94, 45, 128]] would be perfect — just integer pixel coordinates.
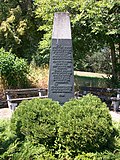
[[48, 12, 74, 105]]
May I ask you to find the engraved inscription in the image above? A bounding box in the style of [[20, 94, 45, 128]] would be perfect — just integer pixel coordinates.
[[52, 46, 72, 60], [50, 45, 73, 94], [52, 60, 72, 83], [51, 85, 73, 93]]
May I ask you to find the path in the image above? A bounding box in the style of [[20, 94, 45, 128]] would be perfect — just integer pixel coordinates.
[[74, 71, 108, 78], [0, 108, 12, 119]]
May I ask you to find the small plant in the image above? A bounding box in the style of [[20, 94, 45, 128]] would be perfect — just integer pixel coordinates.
[[10, 98, 61, 147], [0, 119, 16, 157], [0, 96, 117, 159], [0, 48, 29, 88], [75, 151, 120, 160], [56, 94, 115, 158]]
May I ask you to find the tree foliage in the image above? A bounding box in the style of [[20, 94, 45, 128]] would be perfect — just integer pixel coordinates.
[[0, 0, 120, 86], [0, 48, 29, 88], [0, 0, 42, 61], [34, 0, 120, 86]]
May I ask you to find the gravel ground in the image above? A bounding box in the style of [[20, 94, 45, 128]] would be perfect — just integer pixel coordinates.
[[0, 108, 120, 122], [109, 111, 120, 122], [0, 108, 12, 119]]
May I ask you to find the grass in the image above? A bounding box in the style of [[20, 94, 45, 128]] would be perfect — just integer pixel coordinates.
[[27, 64, 49, 89], [0, 65, 108, 91], [74, 75, 107, 91], [28, 66, 108, 90], [74, 71, 108, 91], [0, 78, 4, 93]]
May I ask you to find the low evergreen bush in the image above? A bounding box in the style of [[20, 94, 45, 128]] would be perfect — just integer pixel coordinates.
[[0, 120, 16, 157], [56, 94, 115, 157], [75, 151, 120, 160], [1, 95, 116, 159], [10, 98, 61, 148], [4, 140, 56, 160]]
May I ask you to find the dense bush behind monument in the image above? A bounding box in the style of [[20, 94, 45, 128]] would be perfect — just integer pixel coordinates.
[[0, 48, 29, 89]]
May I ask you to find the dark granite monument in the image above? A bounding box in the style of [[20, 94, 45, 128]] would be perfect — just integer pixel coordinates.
[[48, 12, 74, 104]]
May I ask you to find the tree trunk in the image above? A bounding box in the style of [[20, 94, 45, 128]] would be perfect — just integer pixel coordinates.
[[118, 40, 120, 80], [18, 0, 33, 15], [110, 40, 117, 85]]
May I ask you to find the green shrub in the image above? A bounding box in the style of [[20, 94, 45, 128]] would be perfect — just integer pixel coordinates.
[[0, 119, 56, 160], [0, 119, 16, 157], [1, 140, 56, 160], [75, 151, 120, 160], [56, 94, 115, 158], [4, 96, 116, 159], [10, 98, 61, 148], [0, 120, 9, 154], [0, 48, 29, 88]]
